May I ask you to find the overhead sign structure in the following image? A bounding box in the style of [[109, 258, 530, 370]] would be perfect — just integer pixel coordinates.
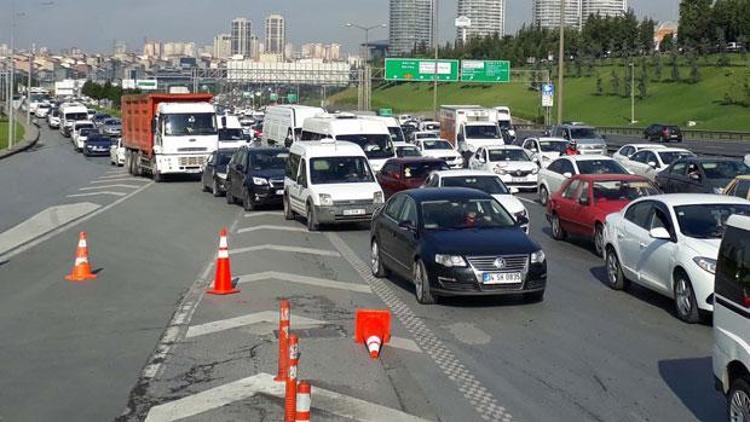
[[460, 60, 511, 83], [541, 83, 554, 107], [384, 59, 460, 82]]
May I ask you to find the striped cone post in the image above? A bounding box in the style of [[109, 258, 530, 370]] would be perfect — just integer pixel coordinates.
[[275, 299, 291, 381], [284, 335, 300, 422], [295, 381, 311, 422], [65, 232, 97, 282], [207, 228, 239, 295]]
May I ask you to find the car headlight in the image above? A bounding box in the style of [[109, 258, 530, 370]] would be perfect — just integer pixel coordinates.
[[319, 193, 333, 206], [373, 191, 384, 204], [495, 167, 507, 175], [435, 254, 467, 267], [693, 257, 716, 274], [530, 250, 546, 264], [252, 176, 268, 186], [531, 167, 539, 175]]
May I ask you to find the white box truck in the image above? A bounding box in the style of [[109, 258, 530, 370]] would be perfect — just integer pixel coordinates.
[[439, 106, 504, 157], [263, 105, 325, 147]]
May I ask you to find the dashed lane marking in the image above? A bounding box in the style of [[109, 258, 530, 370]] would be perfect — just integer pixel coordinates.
[[236, 224, 310, 234], [243, 211, 283, 218], [144, 372, 432, 422], [326, 233, 514, 422], [66, 191, 128, 198], [97, 173, 136, 180], [78, 184, 140, 191], [185, 311, 326, 338], [90, 178, 147, 184], [230, 244, 341, 257], [237, 271, 372, 293]]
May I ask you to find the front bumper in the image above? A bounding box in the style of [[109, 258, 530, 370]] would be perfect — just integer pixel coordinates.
[[426, 261, 547, 296], [314, 203, 381, 224], [498, 173, 538, 190], [84, 147, 110, 156], [251, 184, 284, 205], [156, 154, 210, 174]]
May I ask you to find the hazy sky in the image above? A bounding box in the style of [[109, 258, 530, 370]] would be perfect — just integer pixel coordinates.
[[0, 0, 680, 54]]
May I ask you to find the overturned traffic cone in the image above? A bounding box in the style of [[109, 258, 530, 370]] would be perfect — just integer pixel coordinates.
[[354, 309, 391, 359], [206, 228, 239, 295], [65, 232, 97, 282]]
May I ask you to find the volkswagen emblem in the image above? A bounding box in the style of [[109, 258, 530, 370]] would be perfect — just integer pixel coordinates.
[[493, 258, 506, 269]]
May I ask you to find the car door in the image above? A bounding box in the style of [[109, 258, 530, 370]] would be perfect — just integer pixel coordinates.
[[618, 201, 655, 279], [289, 158, 307, 213], [229, 148, 247, 198], [378, 195, 407, 274], [637, 202, 678, 294], [685, 162, 706, 193], [662, 161, 687, 193], [203, 152, 216, 187], [569, 180, 594, 236], [626, 151, 650, 177], [549, 159, 575, 194], [553, 179, 581, 233], [377, 163, 398, 198], [392, 197, 419, 275]]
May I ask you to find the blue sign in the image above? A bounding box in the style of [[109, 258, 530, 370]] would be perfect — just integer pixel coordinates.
[[542, 83, 554, 95], [541, 83, 554, 107]]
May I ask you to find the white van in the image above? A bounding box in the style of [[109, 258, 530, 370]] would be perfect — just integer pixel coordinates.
[[283, 139, 384, 231], [360, 115, 406, 144], [301, 114, 395, 172], [714, 214, 750, 418], [218, 115, 247, 148], [263, 105, 325, 147], [60, 103, 89, 137]]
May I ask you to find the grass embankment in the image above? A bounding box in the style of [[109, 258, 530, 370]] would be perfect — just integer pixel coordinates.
[[0, 118, 26, 150], [329, 59, 750, 131]]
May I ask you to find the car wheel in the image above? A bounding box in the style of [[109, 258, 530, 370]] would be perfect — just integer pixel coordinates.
[[242, 188, 255, 211], [283, 195, 294, 220], [605, 248, 628, 290], [413, 260, 436, 304], [539, 185, 549, 206], [593, 224, 605, 257], [225, 187, 235, 205], [674, 271, 700, 323], [551, 214, 566, 240], [306, 203, 319, 231], [153, 169, 162, 183], [524, 291, 545, 303], [729, 377, 750, 422], [212, 179, 222, 197], [370, 239, 388, 278]]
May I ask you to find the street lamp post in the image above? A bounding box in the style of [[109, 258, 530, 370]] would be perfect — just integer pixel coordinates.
[[557, 0, 565, 125], [346, 23, 386, 111], [629, 62, 635, 124], [432, 0, 439, 121]]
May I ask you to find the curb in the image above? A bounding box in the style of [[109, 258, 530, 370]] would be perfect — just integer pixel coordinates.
[[0, 113, 41, 160]]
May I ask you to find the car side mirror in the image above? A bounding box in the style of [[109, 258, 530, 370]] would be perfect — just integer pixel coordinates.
[[516, 214, 529, 226], [398, 220, 416, 232], [563, 172, 573, 178], [478, 157, 486, 163], [649, 227, 671, 240], [579, 196, 590, 206], [647, 161, 657, 168]]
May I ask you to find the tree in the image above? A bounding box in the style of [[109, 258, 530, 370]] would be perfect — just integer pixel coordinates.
[[595, 72, 603, 96], [610, 69, 621, 95], [689, 57, 701, 83], [679, 0, 714, 49], [638, 69, 648, 98], [652, 55, 663, 81], [670, 53, 681, 82]]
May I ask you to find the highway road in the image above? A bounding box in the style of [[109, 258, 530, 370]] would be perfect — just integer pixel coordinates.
[[0, 125, 729, 421]]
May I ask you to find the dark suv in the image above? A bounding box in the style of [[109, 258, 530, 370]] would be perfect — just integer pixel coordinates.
[[225, 146, 289, 211], [644, 124, 682, 143]]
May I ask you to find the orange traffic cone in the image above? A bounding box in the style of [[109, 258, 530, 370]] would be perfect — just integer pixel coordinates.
[[65, 232, 97, 282], [207, 228, 239, 295], [354, 309, 391, 359]]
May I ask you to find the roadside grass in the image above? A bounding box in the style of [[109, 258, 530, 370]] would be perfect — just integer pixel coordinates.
[[0, 119, 26, 150]]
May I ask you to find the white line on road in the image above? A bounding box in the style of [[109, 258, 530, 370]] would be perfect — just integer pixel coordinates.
[[236, 224, 311, 234], [66, 191, 127, 198], [144, 372, 431, 422], [237, 271, 371, 293], [78, 184, 140, 191], [97, 173, 134, 180], [185, 311, 326, 338], [243, 211, 283, 218], [230, 244, 341, 257], [90, 178, 146, 184]]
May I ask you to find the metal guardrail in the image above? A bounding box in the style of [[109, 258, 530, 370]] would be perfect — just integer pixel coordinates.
[[514, 123, 750, 142]]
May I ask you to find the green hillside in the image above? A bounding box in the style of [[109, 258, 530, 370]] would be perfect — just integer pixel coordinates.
[[0, 119, 25, 150]]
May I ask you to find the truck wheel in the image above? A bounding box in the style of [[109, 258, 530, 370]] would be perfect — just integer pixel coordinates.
[[126, 152, 134, 175]]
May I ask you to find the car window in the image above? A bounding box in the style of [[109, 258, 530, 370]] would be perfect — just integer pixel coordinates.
[[578, 182, 591, 201], [736, 180, 750, 199], [671, 162, 687, 176], [384, 195, 406, 220], [593, 180, 660, 201], [619, 146, 631, 156], [631, 151, 648, 163], [576, 159, 628, 175], [675, 204, 750, 238], [547, 159, 563, 173], [488, 149, 530, 162], [297, 159, 308, 187], [559, 160, 575, 175], [285, 153, 301, 180], [701, 161, 750, 179], [716, 225, 750, 306], [562, 180, 581, 199], [624, 201, 653, 229], [648, 207, 673, 235], [399, 198, 418, 224]]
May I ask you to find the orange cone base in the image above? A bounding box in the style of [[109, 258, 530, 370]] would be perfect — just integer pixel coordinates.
[[65, 273, 97, 282], [206, 287, 240, 295]]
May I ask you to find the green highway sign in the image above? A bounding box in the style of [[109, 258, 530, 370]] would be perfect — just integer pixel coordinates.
[[385, 59, 460, 82], [460, 60, 511, 83]]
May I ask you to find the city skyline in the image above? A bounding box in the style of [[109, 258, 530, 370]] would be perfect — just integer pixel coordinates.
[[0, 0, 679, 54]]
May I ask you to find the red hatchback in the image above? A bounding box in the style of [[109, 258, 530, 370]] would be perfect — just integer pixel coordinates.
[[546, 174, 660, 256], [376, 157, 449, 198]]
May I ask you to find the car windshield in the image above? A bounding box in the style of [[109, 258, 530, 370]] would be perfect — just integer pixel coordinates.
[[488, 149, 530, 162], [249, 150, 288, 171], [675, 204, 750, 239], [701, 161, 750, 179], [465, 125, 500, 139], [498, 120, 512, 130], [539, 141, 568, 153], [421, 198, 516, 230], [66, 112, 88, 121], [570, 128, 601, 139], [593, 180, 660, 202], [103, 119, 121, 126], [218, 129, 245, 141], [336, 134, 394, 159], [403, 161, 449, 179], [164, 113, 217, 136], [388, 127, 405, 143], [79, 128, 95, 136], [658, 151, 693, 165], [577, 160, 628, 175], [310, 157, 374, 184], [442, 176, 510, 194], [422, 140, 453, 150], [397, 146, 421, 158]]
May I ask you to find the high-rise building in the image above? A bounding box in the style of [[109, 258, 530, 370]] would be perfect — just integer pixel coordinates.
[[143, 41, 162, 58], [265, 14, 286, 56], [582, 0, 627, 19], [532, 0, 582, 29], [213, 33, 231, 59], [389, 0, 434, 56], [250, 35, 261, 60], [455, 0, 506, 41], [231, 17, 253, 57]]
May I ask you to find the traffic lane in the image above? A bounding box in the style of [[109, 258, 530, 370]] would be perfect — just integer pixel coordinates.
[[335, 195, 724, 421], [0, 181, 241, 421], [0, 125, 111, 232]]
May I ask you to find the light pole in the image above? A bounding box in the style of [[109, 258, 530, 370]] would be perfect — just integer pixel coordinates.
[[346, 23, 386, 112], [345, 23, 386, 63], [432, 0, 439, 121], [629, 62, 635, 124], [557, 0, 565, 124]]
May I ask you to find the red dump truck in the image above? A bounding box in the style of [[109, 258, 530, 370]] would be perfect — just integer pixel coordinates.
[[121, 93, 218, 181]]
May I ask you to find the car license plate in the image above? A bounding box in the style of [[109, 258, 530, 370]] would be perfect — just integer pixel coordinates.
[[511, 177, 526, 183], [482, 272, 522, 284], [275, 189, 284, 195], [343, 209, 365, 216]]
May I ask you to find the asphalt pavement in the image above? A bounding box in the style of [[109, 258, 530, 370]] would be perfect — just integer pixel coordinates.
[[0, 125, 729, 421]]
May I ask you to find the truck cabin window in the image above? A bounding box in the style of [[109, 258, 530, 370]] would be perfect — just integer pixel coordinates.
[[164, 114, 217, 136]]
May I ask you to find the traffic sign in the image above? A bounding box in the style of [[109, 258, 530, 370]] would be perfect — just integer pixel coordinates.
[[287, 93, 298, 103], [460, 60, 510, 83], [541, 83, 554, 107], [269, 93, 278, 102], [385, 58, 460, 82]]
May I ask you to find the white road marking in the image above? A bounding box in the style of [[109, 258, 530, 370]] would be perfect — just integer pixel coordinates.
[[96, 173, 134, 180], [144, 372, 431, 422], [389, 336, 422, 353], [90, 178, 146, 184], [185, 311, 326, 338], [0, 202, 101, 256], [237, 271, 371, 293], [78, 184, 140, 191], [236, 224, 310, 234], [66, 191, 127, 198], [230, 244, 341, 257], [243, 211, 283, 218]]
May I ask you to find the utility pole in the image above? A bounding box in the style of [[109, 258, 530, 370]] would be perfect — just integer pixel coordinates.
[[630, 62, 635, 124], [8, 0, 17, 149], [27, 43, 34, 125], [556, 0, 565, 124], [345, 22, 386, 112], [432, 0, 439, 121]]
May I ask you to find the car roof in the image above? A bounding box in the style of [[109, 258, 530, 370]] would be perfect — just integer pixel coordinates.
[[387, 157, 445, 165], [634, 193, 750, 207], [570, 174, 649, 182], [402, 187, 494, 202], [486, 144, 522, 150], [431, 169, 497, 178], [393, 142, 416, 147], [624, 144, 667, 149], [652, 147, 692, 153], [537, 137, 567, 142], [560, 155, 613, 162]]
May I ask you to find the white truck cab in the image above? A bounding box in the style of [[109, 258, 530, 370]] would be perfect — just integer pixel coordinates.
[[152, 102, 219, 175], [283, 139, 384, 231], [494, 106, 515, 139]]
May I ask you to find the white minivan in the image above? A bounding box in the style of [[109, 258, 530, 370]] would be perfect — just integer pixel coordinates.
[[283, 139, 384, 231], [300, 114, 395, 172], [264, 105, 325, 147], [714, 214, 750, 419]]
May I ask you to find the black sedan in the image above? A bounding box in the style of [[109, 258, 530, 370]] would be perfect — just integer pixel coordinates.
[[370, 188, 546, 304], [225, 146, 289, 211], [655, 157, 750, 194], [83, 133, 112, 157], [201, 149, 237, 197]]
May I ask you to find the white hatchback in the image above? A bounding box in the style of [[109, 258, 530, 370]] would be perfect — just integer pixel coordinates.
[[621, 147, 695, 181], [603, 194, 750, 322], [468, 145, 539, 191], [537, 155, 629, 205], [110, 137, 126, 166], [612, 144, 667, 164]]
